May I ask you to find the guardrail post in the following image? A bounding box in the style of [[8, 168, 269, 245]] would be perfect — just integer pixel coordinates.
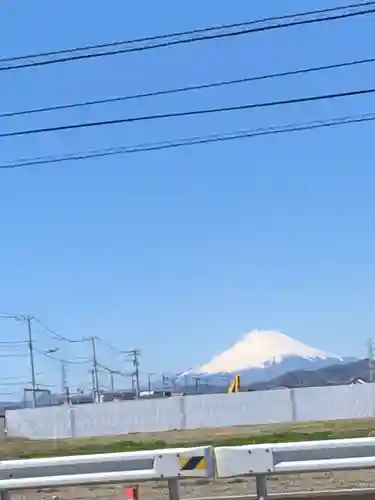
[[167, 478, 180, 500], [0, 491, 12, 500], [255, 474, 268, 500]]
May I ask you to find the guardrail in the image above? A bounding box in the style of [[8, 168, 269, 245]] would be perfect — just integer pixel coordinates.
[[0, 445, 213, 500], [215, 436, 375, 499], [2, 437, 375, 500], [183, 490, 375, 500]]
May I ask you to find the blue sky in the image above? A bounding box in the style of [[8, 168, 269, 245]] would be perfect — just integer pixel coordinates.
[[0, 1, 374, 396]]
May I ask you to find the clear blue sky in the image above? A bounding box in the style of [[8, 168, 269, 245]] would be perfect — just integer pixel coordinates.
[[0, 1, 374, 396]]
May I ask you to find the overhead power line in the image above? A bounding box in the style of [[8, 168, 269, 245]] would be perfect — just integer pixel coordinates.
[[2, 56, 375, 120], [97, 362, 133, 377], [95, 336, 133, 354], [34, 347, 90, 365], [93, 336, 138, 356], [32, 317, 89, 343], [2, 1, 370, 63], [0, 380, 33, 387], [2, 111, 374, 170], [0, 375, 31, 381], [0, 310, 24, 319], [0, 340, 28, 345], [0, 3, 374, 72], [1, 87, 375, 140]]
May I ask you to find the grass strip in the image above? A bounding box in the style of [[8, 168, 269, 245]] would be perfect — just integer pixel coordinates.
[[2, 424, 374, 459]]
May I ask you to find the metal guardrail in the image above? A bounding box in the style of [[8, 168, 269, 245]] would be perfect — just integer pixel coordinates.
[[0, 446, 213, 500], [2, 437, 375, 500], [215, 436, 375, 499], [183, 490, 375, 500]]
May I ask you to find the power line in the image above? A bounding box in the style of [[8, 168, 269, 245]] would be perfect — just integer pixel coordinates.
[[34, 347, 90, 365], [95, 336, 138, 355], [0, 311, 89, 344], [2, 56, 375, 120], [2, 111, 374, 170], [0, 312, 38, 406], [96, 362, 132, 377], [1, 86, 375, 140], [0, 380, 32, 387], [2, 1, 370, 64], [0, 340, 28, 344], [0, 310, 24, 319], [32, 316, 90, 343], [0, 4, 374, 72], [0, 354, 28, 359]]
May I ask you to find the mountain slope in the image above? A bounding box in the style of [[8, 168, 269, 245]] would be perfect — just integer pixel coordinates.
[[195, 330, 338, 373], [183, 330, 349, 385], [247, 358, 368, 390]]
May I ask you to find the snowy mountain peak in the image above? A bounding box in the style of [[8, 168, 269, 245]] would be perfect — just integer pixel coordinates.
[[192, 329, 340, 375]]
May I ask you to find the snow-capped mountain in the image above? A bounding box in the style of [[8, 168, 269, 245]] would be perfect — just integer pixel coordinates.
[[181, 330, 354, 386]]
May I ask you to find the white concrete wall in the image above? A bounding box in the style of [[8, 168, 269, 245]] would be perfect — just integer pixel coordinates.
[[6, 405, 73, 439], [183, 389, 293, 429], [6, 384, 375, 440], [72, 397, 182, 438], [293, 383, 375, 421]]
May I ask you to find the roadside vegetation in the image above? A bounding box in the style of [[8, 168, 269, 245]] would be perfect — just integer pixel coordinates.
[[2, 418, 374, 459]]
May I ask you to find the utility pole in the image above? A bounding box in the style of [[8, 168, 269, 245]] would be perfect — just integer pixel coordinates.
[[109, 370, 115, 393], [147, 372, 156, 393], [132, 349, 140, 399], [368, 338, 375, 383], [26, 316, 37, 408], [91, 336, 100, 402], [124, 349, 140, 397], [61, 361, 68, 402], [90, 368, 95, 401]]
